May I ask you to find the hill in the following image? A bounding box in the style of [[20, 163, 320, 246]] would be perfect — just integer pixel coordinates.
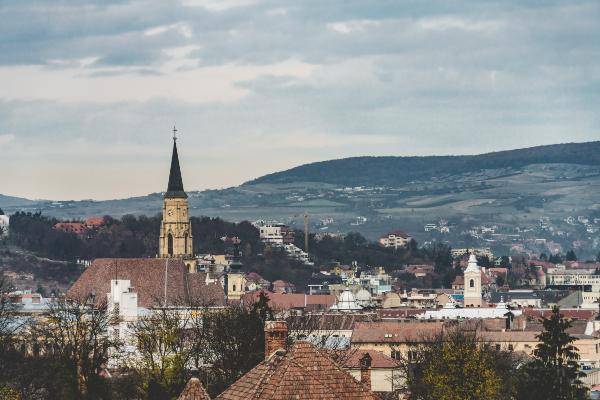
[[246, 141, 600, 186], [2, 141, 600, 258]]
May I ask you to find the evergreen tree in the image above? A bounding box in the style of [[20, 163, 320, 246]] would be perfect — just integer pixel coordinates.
[[565, 249, 578, 261], [516, 306, 588, 400]]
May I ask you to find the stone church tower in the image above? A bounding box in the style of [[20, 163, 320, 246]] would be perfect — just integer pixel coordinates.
[[159, 133, 196, 272], [463, 253, 483, 307]]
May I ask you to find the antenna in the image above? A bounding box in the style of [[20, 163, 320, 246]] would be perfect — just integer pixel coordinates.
[[173, 125, 178, 142]]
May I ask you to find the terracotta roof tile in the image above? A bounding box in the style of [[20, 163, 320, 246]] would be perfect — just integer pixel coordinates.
[[178, 378, 211, 400], [215, 342, 380, 400], [68, 258, 225, 308], [351, 321, 443, 344]]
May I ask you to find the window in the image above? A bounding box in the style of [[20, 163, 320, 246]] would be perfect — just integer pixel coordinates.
[[232, 284, 236, 292], [469, 279, 475, 288], [495, 344, 501, 351], [167, 233, 174, 256], [508, 344, 514, 351], [184, 232, 188, 253]]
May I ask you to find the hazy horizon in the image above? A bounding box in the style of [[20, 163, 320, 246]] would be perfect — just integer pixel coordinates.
[[2, 1, 599, 200]]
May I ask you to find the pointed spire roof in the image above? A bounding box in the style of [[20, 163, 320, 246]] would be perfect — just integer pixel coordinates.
[[464, 253, 480, 273], [165, 137, 187, 199], [178, 377, 211, 400]]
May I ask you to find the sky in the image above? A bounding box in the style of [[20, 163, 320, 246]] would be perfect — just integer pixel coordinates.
[[1, 0, 599, 200]]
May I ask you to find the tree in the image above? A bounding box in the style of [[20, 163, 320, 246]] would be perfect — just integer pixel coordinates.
[[190, 305, 268, 396], [516, 306, 588, 400], [29, 296, 118, 399], [565, 250, 577, 262], [128, 307, 191, 399], [400, 329, 508, 400], [549, 253, 564, 264]]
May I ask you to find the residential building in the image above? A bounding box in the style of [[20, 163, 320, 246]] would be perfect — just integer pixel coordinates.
[[53, 222, 86, 235], [378, 230, 412, 249], [343, 349, 401, 393], [213, 321, 380, 400]]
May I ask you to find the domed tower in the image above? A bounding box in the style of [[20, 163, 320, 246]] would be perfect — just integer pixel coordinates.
[[159, 128, 196, 272], [463, 253, 482, 307]]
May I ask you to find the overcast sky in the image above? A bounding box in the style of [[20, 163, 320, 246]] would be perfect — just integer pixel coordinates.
[[1, 0, 599, 200]]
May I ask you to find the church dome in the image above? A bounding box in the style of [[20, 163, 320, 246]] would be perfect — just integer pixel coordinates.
[[331, 289, 362, 312], [355, 289, 372, 307]]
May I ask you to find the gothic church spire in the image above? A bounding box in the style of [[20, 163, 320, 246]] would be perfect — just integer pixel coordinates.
[[165, 128, 187, 199]]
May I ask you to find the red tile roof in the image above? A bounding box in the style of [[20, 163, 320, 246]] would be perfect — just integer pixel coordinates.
[[523, 308, 597, 320], [178, 378, 211, 400], [68, 258, 225, 308], [85, 216, 107, 227], [215, 341, 380, 400], [351, 321, 443, 344], [53, 222, 86, 234]]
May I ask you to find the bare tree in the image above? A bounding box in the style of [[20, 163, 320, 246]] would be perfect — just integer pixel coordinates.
[[29, 295, 119, 399]]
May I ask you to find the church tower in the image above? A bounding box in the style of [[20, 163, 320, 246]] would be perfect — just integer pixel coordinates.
[[159, 129, 195, 271], [463, 253, 483, 307]]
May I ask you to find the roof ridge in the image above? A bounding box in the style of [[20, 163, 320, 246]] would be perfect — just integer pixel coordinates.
[[253, 353, 288, 399], [288, 343, 377, 398]]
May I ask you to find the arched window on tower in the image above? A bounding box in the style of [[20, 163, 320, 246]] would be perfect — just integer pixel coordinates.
[[168, 233, 174, 256], [469, 279, 474, 288], [184, 232, 189, 254]]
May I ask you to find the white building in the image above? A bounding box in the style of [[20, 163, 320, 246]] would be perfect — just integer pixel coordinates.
[[378, 231, 412, 249], [107, 279, 141, 347], [0, 214, 9, 237], [418, 299, 522, 320], [464, 254, 483, 307]]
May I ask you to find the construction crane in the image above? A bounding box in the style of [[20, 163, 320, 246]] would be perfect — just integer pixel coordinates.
[[304, 212, 309, 253]]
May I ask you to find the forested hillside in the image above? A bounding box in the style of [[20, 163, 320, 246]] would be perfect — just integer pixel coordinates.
[[247, 141, 600, 186]]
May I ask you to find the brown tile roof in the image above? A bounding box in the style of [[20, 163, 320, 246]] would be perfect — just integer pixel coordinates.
[[523, 308, 597, 320], [215, 341, 380, 400], [351, 321, 444, 344], [342, 349, 400, 369], [478, 331, 540, 342], [178, 378, 211, 400], [68, 258, 225, 308], [287, 313, 379, 331], [242, 291, 336, 311]]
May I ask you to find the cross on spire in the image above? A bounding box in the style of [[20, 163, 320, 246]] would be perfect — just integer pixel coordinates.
[[172, 125, 178, 142]]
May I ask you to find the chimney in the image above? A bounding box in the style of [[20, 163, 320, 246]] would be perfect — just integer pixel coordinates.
[[359, 352, 372, 391], [264, 320, 288, 359]]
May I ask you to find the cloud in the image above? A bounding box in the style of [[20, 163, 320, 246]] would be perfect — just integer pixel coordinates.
[[0, 134, 15, 145], [0, 0, 599, 199]]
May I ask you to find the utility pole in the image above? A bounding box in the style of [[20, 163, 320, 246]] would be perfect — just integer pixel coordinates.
[[304, 212, 309, 253]]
